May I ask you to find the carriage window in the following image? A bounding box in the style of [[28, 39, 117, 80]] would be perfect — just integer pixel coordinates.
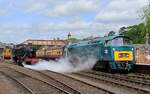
[[106, 37, 132, 46]]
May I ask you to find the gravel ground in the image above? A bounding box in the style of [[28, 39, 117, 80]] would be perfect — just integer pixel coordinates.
[[0, 67, 66, 94], [42, 70, 111, 94], [0, 72, 30, 94], [0, 63, 79, 93], [0, 62, 144, 94], [69, 72, 149, 94], [0, 63, 111, 94]]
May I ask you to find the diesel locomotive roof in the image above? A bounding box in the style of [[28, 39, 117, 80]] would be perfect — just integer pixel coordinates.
[[67, 35, 129, 48]]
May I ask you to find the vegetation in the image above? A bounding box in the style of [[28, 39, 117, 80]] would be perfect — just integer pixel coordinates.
[[108, 31, 116, 36], [128, 73, 136, 76], [119, 2, 150, 44], [70, 38, 81, 41], [144, 75, 150, 79], [128, 73, 150, 79], [31, 45, 42, 50], [119, 23, 146, 44]]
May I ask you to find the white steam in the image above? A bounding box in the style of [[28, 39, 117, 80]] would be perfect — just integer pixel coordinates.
[[23, 57, 97, 73]]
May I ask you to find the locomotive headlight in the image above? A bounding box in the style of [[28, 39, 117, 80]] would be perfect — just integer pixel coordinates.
[[113, 48, 115, 51], [118, 53, 129, 58], [119, 54, 122, 57], [126, 54, 129, 57]]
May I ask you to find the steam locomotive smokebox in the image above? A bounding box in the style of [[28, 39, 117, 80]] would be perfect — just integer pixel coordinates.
[[12, 44, 36, 66]]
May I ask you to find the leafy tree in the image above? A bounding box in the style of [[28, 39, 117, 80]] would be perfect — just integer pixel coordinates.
[[70, 38, 80, 41], [108, 31, 115, 36], [141, 1, 150, 35], [123, 23, 146, 44], [118, 2, 150, 44], [119, 27, 127, 35]]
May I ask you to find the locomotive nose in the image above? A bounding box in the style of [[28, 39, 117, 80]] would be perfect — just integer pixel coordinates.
[[114, 51, 133, 61]]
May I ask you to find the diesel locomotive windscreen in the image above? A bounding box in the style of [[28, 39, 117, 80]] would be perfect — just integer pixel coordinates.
[[106, 37, 132, 46]]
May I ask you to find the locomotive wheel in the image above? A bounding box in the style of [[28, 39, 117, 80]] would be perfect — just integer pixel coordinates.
[[106, 63, 113, 73], [92, 65, 98, 71], [16, 61, 23, 66]]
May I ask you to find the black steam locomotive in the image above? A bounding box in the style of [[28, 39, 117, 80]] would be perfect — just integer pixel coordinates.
[[12, 44, 37, 66]]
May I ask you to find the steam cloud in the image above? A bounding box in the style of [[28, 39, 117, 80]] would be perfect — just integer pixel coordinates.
[[23, 57, 97, 73]]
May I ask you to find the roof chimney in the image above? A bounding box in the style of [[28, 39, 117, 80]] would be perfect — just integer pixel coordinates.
[[68, 32, 71, 40]]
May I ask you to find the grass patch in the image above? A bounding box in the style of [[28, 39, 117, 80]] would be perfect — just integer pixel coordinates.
[[144, 75, 150, 79], [128, 73, 136, 76]]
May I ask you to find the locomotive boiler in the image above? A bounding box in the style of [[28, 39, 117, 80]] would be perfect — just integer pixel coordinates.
[[12, 44, 37, 66]]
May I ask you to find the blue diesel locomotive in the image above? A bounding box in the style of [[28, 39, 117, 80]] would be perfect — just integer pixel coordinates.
[[63, 35, 135, 72]]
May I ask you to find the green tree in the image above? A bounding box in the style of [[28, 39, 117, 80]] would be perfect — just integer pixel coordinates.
[[141, 1, 150, 34], [119, 27, 127, 35], [108, 31, 115, 36], [70, 38, 80, 41], [123, 23, 146, 44], [119, 2, 150, 44]]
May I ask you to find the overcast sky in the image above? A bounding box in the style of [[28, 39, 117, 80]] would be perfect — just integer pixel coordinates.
[[0, 0, 148, 43]]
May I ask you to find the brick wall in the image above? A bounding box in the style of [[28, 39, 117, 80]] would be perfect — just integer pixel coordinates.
[[134, 44, 150, 64]]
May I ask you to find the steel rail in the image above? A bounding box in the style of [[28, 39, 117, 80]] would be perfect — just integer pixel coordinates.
[[0, 67, 71, 94], [84, 71, 150, 86], [37, 71, 81, 94], [3, 65, 82, 94], [46, 70, 115, 94], [76, 71, 150, 94], [0, 71, 35, 94]]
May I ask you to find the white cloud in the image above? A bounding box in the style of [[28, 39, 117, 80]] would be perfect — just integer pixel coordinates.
[[30, 21, 120, 32], [95, 0, 148, 24], [0, 0, 14, 17], [17, 0, 101, 18], [0, 22, 122, 43], [0, 0, 147, 43], [0, 9, 11, 17], [44, 0, 99, 18]]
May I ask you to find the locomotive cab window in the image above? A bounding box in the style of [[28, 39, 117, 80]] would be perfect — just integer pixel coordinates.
[[105, 37, 132, 46]]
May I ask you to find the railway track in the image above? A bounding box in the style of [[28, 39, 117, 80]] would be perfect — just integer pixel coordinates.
[[0, 67, 79, 94], [128, 73, 150, 80], [5, 65, 82, 94], [45, 70, 114, 94], [86, 71, 150, 86], [73, 71, 150, 94], [1, 64, 113, 94], [32, 71, 82, 94], [0, 71, 34, 94], [85, 71, 150, 86]]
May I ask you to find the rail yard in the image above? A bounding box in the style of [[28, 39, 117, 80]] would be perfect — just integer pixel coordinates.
[[0, 61, 149, 94], [0, 34, 150, 94], [1, 0, 150, 94]]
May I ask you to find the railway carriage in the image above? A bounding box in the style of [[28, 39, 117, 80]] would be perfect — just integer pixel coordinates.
[[3, 47, 12, 59], [45, 48, 62, 59], [63, 35, 135, 72], [36, 47, 63, 60], [36, 50, 45, 58]]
